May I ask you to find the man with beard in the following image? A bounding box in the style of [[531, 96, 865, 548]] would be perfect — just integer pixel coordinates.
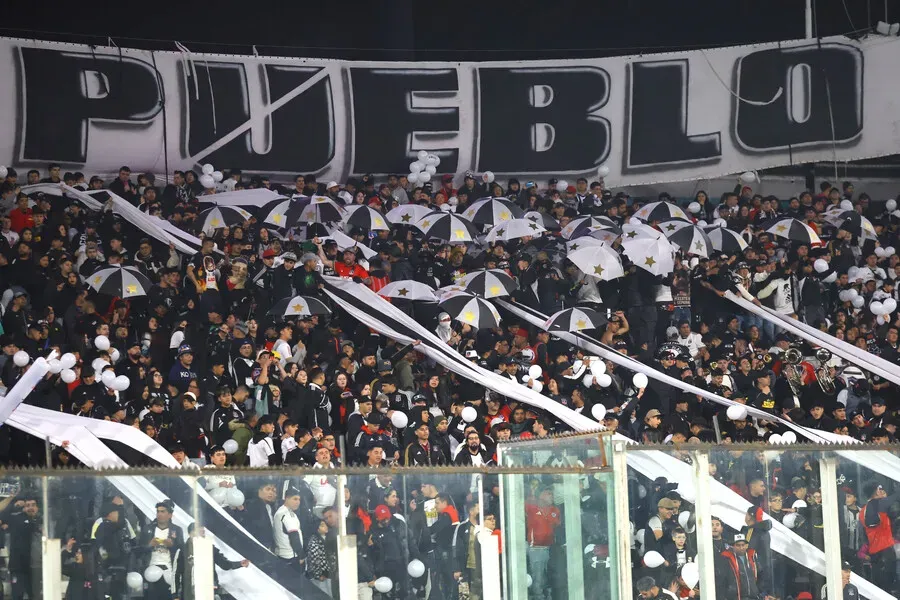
[[4, 496, 42, 600], [454, 430, 492, 466]]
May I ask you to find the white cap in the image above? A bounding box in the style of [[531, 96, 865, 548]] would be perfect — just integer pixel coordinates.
[[326, 181, 340, 189]]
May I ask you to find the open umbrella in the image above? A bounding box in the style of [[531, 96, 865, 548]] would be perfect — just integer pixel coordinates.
[[565, 237, 608, 252], [633, 201, 690, 223], [457, 269, 517, 298], [268, 295, 332, 318], [343, 205, 392, 231], [415, 213, 479, 242], [570, 227, 620, 244], [621, 221, 664, 241], [524, 210, 561, 231], [567, 246, 625, 281], [195, 206, 252, 235], [321, 230, 378, 259], [438, 292, 501, 329], [658, 220, 713, 257], [484, 218, 546, 243], [461, 197, 524, 226], [377, 280, 438, 302], [765, 218, 821, 244], [260, 196, 308, 229], [622, 236, 676, 275], [86, 265, 153, 298], [561, 216, 620, 239], [704, 226, 748, 253], [823, 209, 876, 239], [298, 196, 346, 223], [544, 307, 607, 332], [386, 204, 435, 225]]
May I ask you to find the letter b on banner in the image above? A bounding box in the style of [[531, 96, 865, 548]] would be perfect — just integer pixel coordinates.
[[19, 47, 162, 163], [735, 43, 863, 150], [478, 67, 610, 172]]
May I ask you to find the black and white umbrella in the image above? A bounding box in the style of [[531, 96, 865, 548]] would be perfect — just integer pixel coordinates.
[[260, 196, 308, 229], [765, 218, 821, 244], [704, 226, 748, 253], [461, 197, 524, 226], [415, 213, 479, 242], [524, 210, 561, 231], [544, 307, 607, 332], [570, 227, 620, 245], [377, 280, 438, 301], [86, 265, 153, 298], [196, 206, 252, 235], [456, 269, 517, 298], [298, 196, 346, 224], [622, 236, 676, 275], [567, 246, 625, 281], [484, 218, 547, 242], [268, 295, 332, 318], [823, 209, 876, 239], [343, 205, 392, 231], [438, 292, 501, 329], [565, 237, 608, 252], [561, 216, 620, 239], [621, 221, 664, 241], [632, 201, 690, 223], [658, 219, 713, 257], [386, 204, 435, 226]]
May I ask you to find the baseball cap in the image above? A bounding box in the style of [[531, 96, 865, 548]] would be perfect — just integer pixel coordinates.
[[441, 174, 453, 183], [791, 476, 807, 489], [177, 344, 193, 356], [644, 409, 662, 420], [657, 498, 677, 509], [262, 248, 276, 258], [282, 252, 298, 262], [732, 533, 748, 544], [374, 505, 392, 521], [326, 181, 340, 189]]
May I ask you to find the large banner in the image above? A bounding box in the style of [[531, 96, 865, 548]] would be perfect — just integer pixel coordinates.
[[0, 35, 893, 185]]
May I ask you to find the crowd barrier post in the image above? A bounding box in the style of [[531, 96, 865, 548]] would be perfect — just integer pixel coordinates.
[[562, 471, 585, 599], [612, 441, 633, 598], [41, 537, 61, 600], [501, 470, 528, 600], [691, 449, 716, 600], [337, 534, 358, 599], [478, 530, 502, 599], [192, 536, 215, 600], [819, 455, 843, 600]]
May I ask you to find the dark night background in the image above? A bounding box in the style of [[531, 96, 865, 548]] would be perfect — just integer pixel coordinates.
[[1, 0, 898, 60]]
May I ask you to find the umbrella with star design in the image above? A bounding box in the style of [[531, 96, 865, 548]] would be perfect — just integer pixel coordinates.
[[704, 226, 749, 253], [260, 196, 309, 229], [658, 219, 713, 257], [377, 280, 438, 302], [195, 206, 253, 236], [268, 295, 332, 318], [822, 208, 876, 239], [565, 237, 608, 252], [764, 218, 821, 245], [461, 197, 524, 226], [386, 204, 436, 226], [456, 269, 518, 298], [544, 307, 607, 332], [570, 227, 620, 245], [415, 213, 479, 242], [86, 265, 153, 298], [484, 218, 547, 242], [524, 210, 561, 231], [298, 195, 346, 224], [438, 291, 501, 329], [632, 201, 690, 223], [622, 236, 676, 275], [621, 221, 665, 241], [561, 216, 620, 239], [566, 246, 625, 281], [342, 205, 392, 231]]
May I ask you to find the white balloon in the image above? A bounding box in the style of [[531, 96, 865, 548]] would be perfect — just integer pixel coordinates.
[[884, 298, 898, 314], [47, 359, 62, 374], [408, 172, 420, 184], [212, 170, 224, 183], [840, 199, 853, 211], [526, 574, 533, 587], [425, 154, 440, 166], [210, 487, 228, 505], [556, 179, 568, 191], [877, 314, 887, 325], [223, 439, 239, 454], [13, 351, 30, 367], [823, 272, 837, 283], [768, 433, 783, 444], [887, 246, 897, 257], [887, 199, 898, 212], [596, 373, 612, 387], [632, 373, 649, 389], [91, 358, 107, 373], [407, 559, 426, 578], [681, 562, 700, 589], [144, 565, 163, 583], [0, 166, 7, 179], [714, 218, 727, 227], [740, 171, 756, 183], [848, 266, 859, 279], [528, 365, 543, 379], [110, 348, 120, 363], [417, 150, 429, 161], [226, 488, 245, 508], [793, 499, 807, 509], [201, 163, 215, 175], [113, 375, 129, 391], [126, 572, 143, 590], [852, 296, 865, 309], [696, 220, 708, 227], [591, 404, 607, 420], [876, 247, 886, 258], [59, 353, 77, 370], [410, 161, 424, 173], [838, 290, 849, 302], [531, 380, 543, 393], [582, 374, 595, 388], [223, 178, 237, 191], [94, 335, 111, 351], [813, 259, 828, 273], [687, 202, 701, 214], [726, 404, 748, 421], [60, 369, 77, 384], [425, 165, 436, 175], [521, 375, 531, 383], [837, 389, 849, 406], [782, 431, 798, 444], [391, 411, 409, 429], [418, 171, 432, 183], [374, 577, 393, 593], [871, 301, 884, 315], [101, 371, 117, 388], [783, 513, 799, 529], [482, 171, 495, 184], [643, 550, 665, 568], [597, 165, 610, 177], [590, 360, 606, 376], [162, 570, 174, 585], [846, 287, 859, 300], [200, 174, 216, 189], [461, 406, 478, 423]]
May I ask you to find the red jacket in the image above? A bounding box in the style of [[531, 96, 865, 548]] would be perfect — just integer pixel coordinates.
[[525, 503, 560, 547], [8, 207, 33, 233], [720, 548, 758, 600], [860, 502, 894, 554]]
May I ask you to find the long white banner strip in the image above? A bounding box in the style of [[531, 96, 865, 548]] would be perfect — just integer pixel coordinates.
[[0, 354, 51, 425], [197, 188, 284, 207], [725, 292, 900, 386]]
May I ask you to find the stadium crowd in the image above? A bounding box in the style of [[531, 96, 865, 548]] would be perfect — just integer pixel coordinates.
[[0, 162, 897, 599]]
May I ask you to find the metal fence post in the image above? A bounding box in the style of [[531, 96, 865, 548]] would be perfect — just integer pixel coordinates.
[[691, 450, 716, 600], [612, 441, 633, 598], [819, 455, 842, 600]]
